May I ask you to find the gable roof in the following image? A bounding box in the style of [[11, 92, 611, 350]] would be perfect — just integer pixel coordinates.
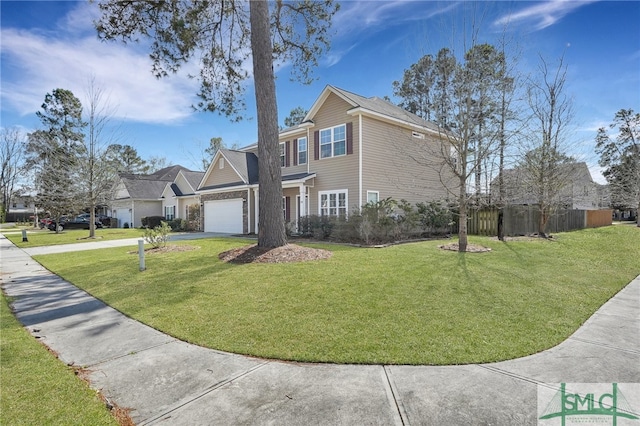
[[198, 149, 259, 191], [117, 165, 196, 200], [303, 85, 441, 134]]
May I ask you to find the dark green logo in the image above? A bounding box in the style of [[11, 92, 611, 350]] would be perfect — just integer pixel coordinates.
[[539, 383, 639, 425]]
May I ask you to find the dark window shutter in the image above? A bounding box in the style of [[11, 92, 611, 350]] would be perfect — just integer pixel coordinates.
[[285, 141, 290, 167], [293, 139, 298, 166], [346, 122, 353, 155], [285, 196, 291, 222], [314, 130, 320, 160]]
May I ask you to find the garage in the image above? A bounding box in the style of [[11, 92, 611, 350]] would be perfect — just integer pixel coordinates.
[[114, 208, 132, 228], [204, 199, 243, 233]]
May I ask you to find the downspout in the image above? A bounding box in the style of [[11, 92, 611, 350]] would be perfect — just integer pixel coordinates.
[[358, 114, 363, 211]]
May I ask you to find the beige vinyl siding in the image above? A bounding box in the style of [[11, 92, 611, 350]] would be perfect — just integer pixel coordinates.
[[361, 116, 453, 206], [133, 201, 163, 227], [280, 135, 309, 175], [202, 156, 245, 187], [113, 182, 129, 199], [306, 93, 361, 214]]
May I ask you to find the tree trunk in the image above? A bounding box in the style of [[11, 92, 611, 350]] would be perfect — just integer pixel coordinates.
[[458, 177, 468, 252], [250, 0, 286, 248]]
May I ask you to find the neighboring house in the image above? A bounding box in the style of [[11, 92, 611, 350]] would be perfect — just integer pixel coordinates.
[[3, 194, 36, 222], [110, 165, 204, 228], [491, 162, 602, 210], [197, 85, 453, 234]]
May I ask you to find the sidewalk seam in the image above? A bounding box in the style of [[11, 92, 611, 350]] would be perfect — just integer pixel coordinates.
[[139, 361, 271, 426], [383, 365, 409, 426]]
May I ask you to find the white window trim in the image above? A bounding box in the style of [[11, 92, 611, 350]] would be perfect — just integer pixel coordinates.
[[319, 124, 346, 159], [165, 205, 176, 220], [318, 189, 348, 217], [297, 137, 307, 165], [219, 157, 225, 169], [366, 191, 379, 204], [280, 142, 286, 167]]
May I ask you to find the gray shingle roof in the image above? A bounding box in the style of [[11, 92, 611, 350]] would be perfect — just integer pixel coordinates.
[[329, 86, 441, 132], [221, 149, 259, 184]]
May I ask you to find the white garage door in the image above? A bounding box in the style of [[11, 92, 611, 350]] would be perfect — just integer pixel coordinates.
[[114, 208, 131, 228], [204, 199, 243, 233]]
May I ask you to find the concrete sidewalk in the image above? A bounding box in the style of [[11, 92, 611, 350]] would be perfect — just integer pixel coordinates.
[[1, 234, 639, 425]]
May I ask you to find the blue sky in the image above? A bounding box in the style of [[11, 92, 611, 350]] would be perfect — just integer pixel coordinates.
[[2, 1, 639, 182]]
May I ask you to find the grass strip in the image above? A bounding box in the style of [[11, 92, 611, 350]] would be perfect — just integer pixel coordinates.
[[0, 293, 119, 425], [33, 225, 639, 365]]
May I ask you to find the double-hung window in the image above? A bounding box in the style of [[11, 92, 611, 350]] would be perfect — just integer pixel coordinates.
[[319, 190, 347, 217], [164, 206, 175, 221], [297, 137, 307, 165], [320, 124, 346, 158]]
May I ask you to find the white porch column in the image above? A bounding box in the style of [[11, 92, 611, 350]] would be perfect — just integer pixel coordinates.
[[253, 189, 259, 234], [299, 183, 307, 218]]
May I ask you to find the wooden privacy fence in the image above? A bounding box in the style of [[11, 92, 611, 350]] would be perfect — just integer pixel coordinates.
[[467, 206, 613, 236]]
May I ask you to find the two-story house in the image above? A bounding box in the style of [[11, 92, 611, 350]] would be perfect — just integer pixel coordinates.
[[196, 85, 454, 234], [111, 165, 204, 228], [491, 162, 602, 210]]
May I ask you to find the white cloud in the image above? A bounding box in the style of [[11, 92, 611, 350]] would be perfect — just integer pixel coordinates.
[[494, 0, 597, 32], [1, 15, 199, 124]]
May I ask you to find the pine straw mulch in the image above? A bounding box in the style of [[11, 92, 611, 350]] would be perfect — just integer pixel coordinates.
[[219, 243, 332, 264]]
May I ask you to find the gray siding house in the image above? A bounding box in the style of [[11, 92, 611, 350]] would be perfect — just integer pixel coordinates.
[[110, 166, 204, 228]]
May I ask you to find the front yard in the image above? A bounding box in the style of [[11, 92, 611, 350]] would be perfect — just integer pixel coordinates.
[[31, 225, 639, 365], [3, 228, 144, 247]]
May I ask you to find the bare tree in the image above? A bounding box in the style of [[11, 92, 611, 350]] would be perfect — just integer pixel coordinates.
[[0, 127, 27, 222], [79, 79, 121, 237], [519, 54, 575, 237], [95, 0, 338, 248]]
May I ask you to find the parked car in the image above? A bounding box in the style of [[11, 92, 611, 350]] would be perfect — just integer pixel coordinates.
[[76, 213, 112, 227], [48, 218, 103, 231], [39, 218, 53, 229]]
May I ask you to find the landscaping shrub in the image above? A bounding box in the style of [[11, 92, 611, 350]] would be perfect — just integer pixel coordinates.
[[142, 221, 171, 248], [141, 216, 165, 229], [298, 215, 335, 240], [123, 222, 129, 229], [168, 218, 186, 232], [300, 199, 455, 244]]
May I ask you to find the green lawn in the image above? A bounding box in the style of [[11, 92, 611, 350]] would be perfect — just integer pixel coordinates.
[[0, 294, 118, 426], [31, 225, 639, 365], [3, 228, 143, 248]]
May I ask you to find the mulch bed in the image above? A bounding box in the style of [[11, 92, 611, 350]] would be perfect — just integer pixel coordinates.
[[218, 243, 332, 264]]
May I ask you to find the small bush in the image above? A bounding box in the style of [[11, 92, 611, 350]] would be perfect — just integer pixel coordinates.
[[123, 222, 129, 229], [298, 215, 335, 240], [142, 221, 171, 248], [168, 218, 186, 232], [141, 216, 165, 229]]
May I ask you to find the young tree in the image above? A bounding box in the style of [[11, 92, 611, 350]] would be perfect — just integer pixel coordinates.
[[0, 127, 27, 221], [393, 43, 513, 251], [79, 80, 120, 237], [26, 89, 86, 232], [95, 0, 338, 248], [520, 54, 575, 237], [145, 156, 169, 174], [595, 108, 640, 226], [283, 106, 309, 128]]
